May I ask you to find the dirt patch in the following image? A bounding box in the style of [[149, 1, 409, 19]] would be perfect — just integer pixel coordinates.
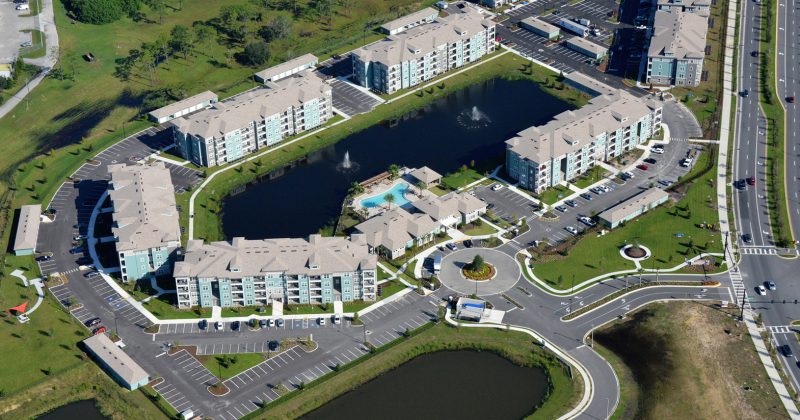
[[624, 246, 646, 258], [595, 302, 785, 419]]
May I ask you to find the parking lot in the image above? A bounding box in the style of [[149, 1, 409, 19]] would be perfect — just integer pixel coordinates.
[[474, 184, 538, 223], [157, 316, 356, 336], [327, 77, 383, 116], [0, 1, 34, 62], [151, 378, 204, 418]]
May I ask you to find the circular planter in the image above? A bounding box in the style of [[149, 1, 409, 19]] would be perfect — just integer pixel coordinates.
[[462, 263, 496, 281], [620, 244, 652, 261]]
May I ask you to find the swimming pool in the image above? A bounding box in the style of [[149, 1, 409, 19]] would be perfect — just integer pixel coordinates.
[[360, 183, 411, 208]]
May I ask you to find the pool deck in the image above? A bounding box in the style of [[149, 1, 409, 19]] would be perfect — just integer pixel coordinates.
[[350, 168, 439, 218]]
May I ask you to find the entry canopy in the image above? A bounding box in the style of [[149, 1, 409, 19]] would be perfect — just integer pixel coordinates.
[[8, 300, 28, 314]]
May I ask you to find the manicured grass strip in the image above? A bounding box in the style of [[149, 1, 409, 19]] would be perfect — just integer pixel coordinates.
[[571, 166, 609, 190], [538, 185, 571, 205], [461, 222, 497, 236], [242, 322, 579, 420], [141, 383, 181, 418], [759, 0, 793, 245], [20, 29, 46, 59], [200, 353, 266, 380]]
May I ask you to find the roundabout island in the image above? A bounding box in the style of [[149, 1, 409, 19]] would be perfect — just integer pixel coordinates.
[[438, 248, 521, 296]]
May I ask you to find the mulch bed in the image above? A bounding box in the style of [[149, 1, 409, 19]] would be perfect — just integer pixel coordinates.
[[462, 263, 496, 281]]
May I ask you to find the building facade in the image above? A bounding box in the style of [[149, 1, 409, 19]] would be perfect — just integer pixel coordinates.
[[13, 204, 41, 256], [147, 91, 218, 124], [170, 71, 332, 167], [352, 4, 495, 94], [598, 188, 669, 228], [380, 7, 439, 35], [173, 235, 377, 308], [645, 9, 708, 87], [506, 91, 663, 193], [520, 16, 560, 40], [254, 54, 318, 83], [83, 334, 150, 390], [657, 0, 710, 12], [566, 36, 608, 60], [108, 163, 180, 282]]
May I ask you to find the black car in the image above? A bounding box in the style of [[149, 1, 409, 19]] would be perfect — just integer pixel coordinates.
[[464, 239, 473, 248], [751, 50, 759, 57], [735, 179, 747, 190], [84, 317, 101, 327], [740, 89, 749, 97], [565, 199, 577, 207], [643, 158, 657, 164], [259, 319, 267, 328], [580, 193, 593, 200], [268, 340, 279, 351], [36, 255, 51, 262], [781, 344, 794, 358], [199, 319, 208, 330], [742, 233, 753, 244], [232, 321, 240, 331]]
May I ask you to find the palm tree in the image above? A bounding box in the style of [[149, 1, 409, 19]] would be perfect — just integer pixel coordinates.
[[415, 180, 427, 194], [387, 164, 400, 179], [349, 181, 364, 196], [384, 193, 395, 209]]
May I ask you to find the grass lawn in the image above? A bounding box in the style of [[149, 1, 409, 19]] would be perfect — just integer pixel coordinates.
[[189, 52, 591, 241], [529, 151, 721, 289], [200, 353, 265, 380], [439, 167, 486, 190], [460, 222, 497, 236], [222, 306, 272, 318], [594, 301, 783, 419], [283, 304, 338, 315], [670, 0, 728, 137], [255, 323, 580, 419], [342, 300, 374, 313], [377, 267, 390, 280], [571, 166, 609, 189], [20, 29, 46, 59], [378, 279, 407, 300], [142, 294, 212, 320], [538, 185, 572, 205], [0, 255, 91, 395]]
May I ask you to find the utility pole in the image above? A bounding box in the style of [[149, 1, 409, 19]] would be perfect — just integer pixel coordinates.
[[740, 290, 747, 320]]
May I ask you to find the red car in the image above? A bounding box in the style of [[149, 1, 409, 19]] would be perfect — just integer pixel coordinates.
[[787, 96, 795, 103], [637, 164, 649, 171], [92, 326, 107, 335], [747, 176, 756, 185]]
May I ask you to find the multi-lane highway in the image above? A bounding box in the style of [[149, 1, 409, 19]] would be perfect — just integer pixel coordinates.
[[777, 0, 800, 240]]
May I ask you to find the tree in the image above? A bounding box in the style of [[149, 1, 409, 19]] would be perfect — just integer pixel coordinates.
[[387, 164, 400, 179], [63, 0, 127, 24], [383, 193, 395, 209], [262, 15, 292, 42], [193, 23, 215, 47], [0, 76, 12, 90], [242, 41, 270, 66], [415, 180, 426, 193], [169, 25, 194, 59], [470, 254, 485, 271], [146, 0, 166, 24], [315, 0, 334, 26], [348, 181, 364, 196]]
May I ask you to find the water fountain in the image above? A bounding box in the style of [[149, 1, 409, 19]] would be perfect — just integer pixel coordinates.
[[336, 150, 360, 173], [456, 106, 491, 129]]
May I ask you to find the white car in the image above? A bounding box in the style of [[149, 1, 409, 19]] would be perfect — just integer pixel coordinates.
[[600, 184, 611, 193], [757, 285, 767, 295], [268, 318, 275, 327], [491, 183, 503, 191], [680, 158, 693, 167], [565, 226, 579, 235], [215, 321, 223, 330], [319, 317, 326, 326], [333, 314, 341, 324], [579, 216, 596, 227], [651, 147, 664, 154]]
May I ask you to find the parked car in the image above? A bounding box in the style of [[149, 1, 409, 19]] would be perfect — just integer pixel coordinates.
[[84, 271, 99, 279], [491, 183, 503, 191], [464, 239, 473, 248], [215, 321, 223, 330], [757, 285, 767, 295], [590, 187, 603, 195], [565, 226, 579, 235], [579, 216, 596, 227], [742, 233, 753, 243], [84, 317, 101, 327], [747, 176, 756, 185], [446, 243, 458, 251], [643, 158, 657, 164], [69, 247, 84, 254], [651, 146, 664, 154], [565, 199, 577, 207], [319, 317, 326, 326], [232, 321, 240, 331], [681, 157, 694, 167], [767, 281, 777, 291], [658, 179, 671, 187], [277, 318, 285, 328], [555, 205, 568, 212], [624, 171, 635, 179], [20, 41, 32, 47], [333, 314, 341, 324], [268, 341, 279, 351], [259, 319, 267, 328], [36, 255, 51, 262], [268, 318, 276, 327], [637, 164, 649, 171], [781, 344, 794, 358], [92, 326, 106, 335], [600, 184, 611, 193]]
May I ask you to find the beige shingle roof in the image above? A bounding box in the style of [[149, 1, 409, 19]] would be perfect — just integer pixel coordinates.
[[412, 193, 486, 222], [648, 9, 709, 60], [253, 54, 318, 82], [598, 188, 669, 224], [409, 166, 442, 184], [83, 334, 149, 387], [354, 208, 439, 251], [147, 91, 217, 121], [109, 163, 179, 252], [381, 7, 439, 32], [13, 204, 40, 252], [173, 235, 376, 278]]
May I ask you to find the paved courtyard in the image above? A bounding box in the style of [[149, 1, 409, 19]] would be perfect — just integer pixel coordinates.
[[438, 248, 521, 296]]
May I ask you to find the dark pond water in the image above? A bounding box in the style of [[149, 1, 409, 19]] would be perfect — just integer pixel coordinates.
[[37, 400, 107, 420], [221, 78, 574, 239], [302, 351, 549, 420]]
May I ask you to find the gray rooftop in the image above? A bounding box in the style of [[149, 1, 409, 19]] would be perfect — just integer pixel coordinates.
[[598, 188, 669, 223], [170, 71, 330, 139], [506, 90, 661, 164], [147, 91, 217, 121], [109, 163, 180, 252], [174, 234, 376, 278], [13, 204, 41, 252], [521, 16, 559, 34], [409, 166, 442, 184], [354, 208, 439, 251], [83, 334, 149, 386], [565, 72, 617, 96], [253, 54, 318, 82], [566, 36, 608, 56], [657, 0, 711, 9], [381, 7, 439, 32], [354, 5, 493, 66], [648, 9, 708, 59], [412, 193, 486, 221]]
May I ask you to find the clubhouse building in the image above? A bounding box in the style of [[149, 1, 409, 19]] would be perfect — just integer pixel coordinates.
[[109, 163, 180, 282], [173, 235, 377, 308], [352, 4, 495, 94], [170, 70, 332, 167], [505, 90, 663, 193]]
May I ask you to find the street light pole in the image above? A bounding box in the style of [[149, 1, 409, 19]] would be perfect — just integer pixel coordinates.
[[740, 290, 747, 320]]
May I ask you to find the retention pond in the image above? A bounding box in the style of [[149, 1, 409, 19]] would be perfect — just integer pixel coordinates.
[[303, 350, 549, 420], [221, 78, 573, 239]]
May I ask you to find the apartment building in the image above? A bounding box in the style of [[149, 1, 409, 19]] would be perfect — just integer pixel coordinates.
[[380, 7, 439, 35], [173, 235, 377, 308], [147, 91, 218, 124], [254, 54, 318, 83], [506, 90, 662, 193], [645, 9, 708, 87], [599, 188, 669, 228], [657, 0, 710, 13], [170, 70, 332, 167], [108, 163, 180, 282], [352, 4, 495, 94]]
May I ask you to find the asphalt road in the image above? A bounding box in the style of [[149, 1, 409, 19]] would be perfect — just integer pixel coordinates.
[[777, 0, 800, 240]]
